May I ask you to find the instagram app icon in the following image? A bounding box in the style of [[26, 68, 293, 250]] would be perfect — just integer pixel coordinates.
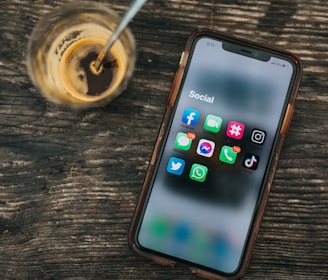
[[251, 129, 266, 145]]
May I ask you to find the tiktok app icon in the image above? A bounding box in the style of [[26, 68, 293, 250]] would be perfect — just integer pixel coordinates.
[[243, 153, 260, 170]]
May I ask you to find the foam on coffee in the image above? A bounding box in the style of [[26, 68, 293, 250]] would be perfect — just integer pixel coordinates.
[[59, 37, 127, 102]]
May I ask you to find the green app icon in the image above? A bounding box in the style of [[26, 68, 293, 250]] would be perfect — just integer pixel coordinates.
[[219, 145, 237, 164], [189, 163, 208, 182], [175, 132, 192, 151], [204, 115, 222, 133]]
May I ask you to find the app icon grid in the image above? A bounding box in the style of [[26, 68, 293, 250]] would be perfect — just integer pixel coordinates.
[[169, 109, 263, 181]]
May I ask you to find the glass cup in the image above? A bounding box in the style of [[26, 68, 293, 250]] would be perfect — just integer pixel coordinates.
[[26, 1, 136, 108]]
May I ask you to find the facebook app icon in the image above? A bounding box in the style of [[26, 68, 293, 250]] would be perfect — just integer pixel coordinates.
[[182, 108, 200, 126]]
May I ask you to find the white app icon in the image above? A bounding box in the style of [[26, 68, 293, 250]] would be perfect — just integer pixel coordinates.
[[197, 139, 215, 157]]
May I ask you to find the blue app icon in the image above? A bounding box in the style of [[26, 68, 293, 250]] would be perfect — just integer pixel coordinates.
[[182, 108, 200, 126], [167, 157, 185, 175]]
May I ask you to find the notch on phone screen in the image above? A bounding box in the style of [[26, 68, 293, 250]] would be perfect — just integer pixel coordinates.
[[222, 41, 271, 61]]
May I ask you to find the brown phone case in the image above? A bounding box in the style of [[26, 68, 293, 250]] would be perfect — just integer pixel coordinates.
[[129, 29, 302, 280]]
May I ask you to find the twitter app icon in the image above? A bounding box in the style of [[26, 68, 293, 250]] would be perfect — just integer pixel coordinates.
[[167, 157, 185, 175]]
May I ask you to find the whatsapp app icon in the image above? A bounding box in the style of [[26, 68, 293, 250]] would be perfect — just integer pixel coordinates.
[[189, 163, 208, 182]]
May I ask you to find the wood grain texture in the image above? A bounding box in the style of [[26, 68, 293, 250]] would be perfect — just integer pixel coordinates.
[[0, 0, 327, 279]]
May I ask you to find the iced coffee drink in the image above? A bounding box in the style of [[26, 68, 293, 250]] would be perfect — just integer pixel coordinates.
[[27, 2, 135, 107]]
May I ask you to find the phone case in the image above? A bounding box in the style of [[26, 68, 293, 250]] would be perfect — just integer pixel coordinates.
[[129, 29, 302, 280]]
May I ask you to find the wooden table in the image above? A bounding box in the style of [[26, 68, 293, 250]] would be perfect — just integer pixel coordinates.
[[0, 1, 327, 279]]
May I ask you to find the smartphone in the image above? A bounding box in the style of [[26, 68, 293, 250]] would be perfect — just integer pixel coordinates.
[[129, 29, 302, 280]]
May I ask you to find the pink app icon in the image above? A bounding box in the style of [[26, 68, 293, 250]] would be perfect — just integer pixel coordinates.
[[226, 121, 245, 139]]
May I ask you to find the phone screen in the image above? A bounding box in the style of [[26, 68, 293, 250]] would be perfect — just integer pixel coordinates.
[[135, 35, 296, 275]]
